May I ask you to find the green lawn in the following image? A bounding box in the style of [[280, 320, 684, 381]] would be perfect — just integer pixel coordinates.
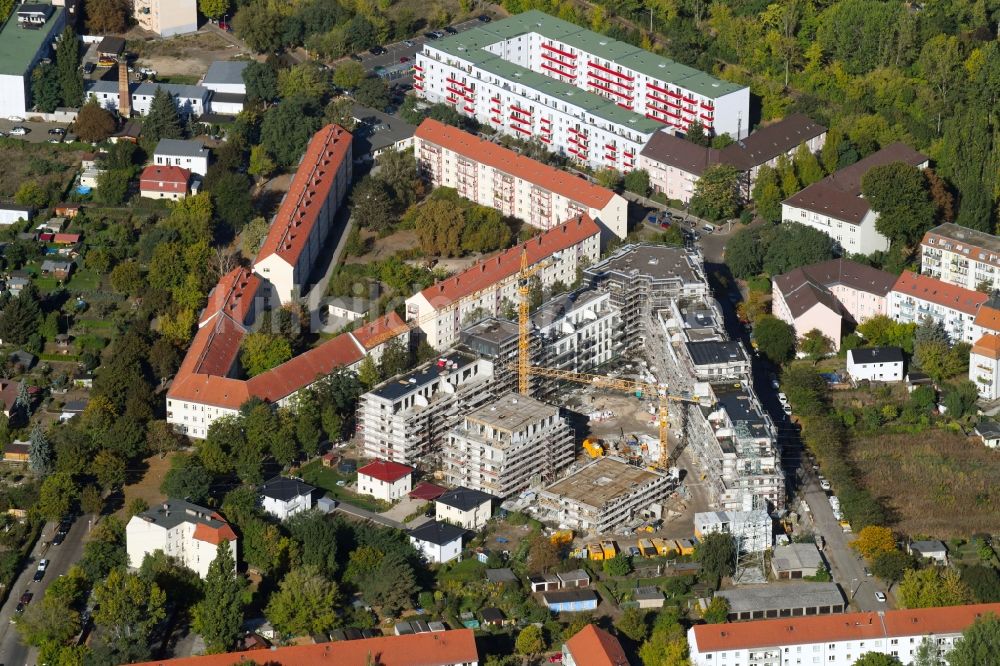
[[76, 319, 114, 331], [299, 460, 390, 513], [66, 269, 101, 292]]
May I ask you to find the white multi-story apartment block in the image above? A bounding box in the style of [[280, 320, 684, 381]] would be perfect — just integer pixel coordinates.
[[0, 3, 66, 119], [414, 119, 628, 240], [782, 143, 928, 255], [133, 0, 197, 37], [443, 394, 574, 497], [254, 124, 352, 304], [639, 113, 826, 203], [414, 11, 749, 172], [970, 334, 1000, 400], [153, 138, 210, 177], [920, 223, 1000, 293], [405, 214, 601, 350], [888, 271, 986, 344], [689, 603, 1000, 665], [359, 352, 496, 466], [126, 499, 238, 579], [532, 289, 623, 375]]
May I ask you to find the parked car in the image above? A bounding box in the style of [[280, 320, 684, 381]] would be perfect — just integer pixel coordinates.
[[9, 126, 28, 136], [478, 14, 491, 21], [424, 31, 439, 39], [218, 20, 231, 31], [702, 224, 715, 233], [875, 591, 886, 602], [777, 392, 788, 405], [33, 559, 48, 582], [820, 479, 831, 491], [350, 54, 363, 62], [444, 25, 458, 34], [548, 655, 562, 663], [7, 115, 24, 123], [82, 62, 95, 74], [369, 46, 387, 55], [399, 56, 410, 63], [403, 39, 415, 47], [783, 404, 792, 415], [48, 127, 65, 135], [19, 592, 32, 606], [864, 567, 873, 577]]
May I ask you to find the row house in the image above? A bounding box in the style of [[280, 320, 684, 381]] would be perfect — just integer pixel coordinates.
[[920, 222, 1000, 293], [888, 271, 986, 344]]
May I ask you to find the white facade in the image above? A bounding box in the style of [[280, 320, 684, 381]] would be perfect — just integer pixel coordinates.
[[154, 139, 210, 176], [921, 223, 1000, 293], [781, 204, 890, 255], [846, 349, 904, 383], [133, 0, 198, 37], [888, 272, 985, 344], [357, 469, 412, 502], [693, 510, 772, 553], [126, 500, 237, 579], [435, 497, 492, 530], [414, 11, 749, 172], [970, 335, 1000, 400], [409, 533, 462, 564], [0, 206, 32, 226], [532, 289, 622, 377], [260, 479, 314, 521], [86, 80, 210, 117], [414, 120, 628, 240], [405, 216, 601, 349], [0, 6, 66, 118]]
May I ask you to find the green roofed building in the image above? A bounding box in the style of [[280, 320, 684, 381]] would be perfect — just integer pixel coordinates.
[[0, 2, 66, 117], [413, 9, 749, 172]]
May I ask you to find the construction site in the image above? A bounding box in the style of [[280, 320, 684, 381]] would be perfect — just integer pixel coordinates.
[[356, 242, 781, 579]]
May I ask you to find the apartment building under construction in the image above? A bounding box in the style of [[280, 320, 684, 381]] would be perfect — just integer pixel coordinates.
[[359, 352, 496, 467], [443, 394, 574, 497]]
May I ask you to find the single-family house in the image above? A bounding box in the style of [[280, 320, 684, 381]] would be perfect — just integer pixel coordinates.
[[40, 260, 73, 280], [139, 164, 193, 201], [975, 420, 1000, 448], [259, 476, 315, 520], [356, 460, 413, 502], [563, 625, 629, 666], [846, 347, 905, 383], [435, 487, 493, 530], [909, 540, 948, 565], [408, 520, 465, 564], [5, 273, 30, 297], [480, 608, 505, 627], [770, 542, 824, 580], [543, 589, 599, 613], [153, 139, 210, 177]]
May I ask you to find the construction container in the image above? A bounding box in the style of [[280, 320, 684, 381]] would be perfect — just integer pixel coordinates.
[[637, 538, 657, 558], [601, 540, 618, 559], [588, 544, 605, 561], [651, 538, 671, 556], [550, 530, 573, 546]]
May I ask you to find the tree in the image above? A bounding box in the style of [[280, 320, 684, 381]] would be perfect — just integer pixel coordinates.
[[80, 484, 103, 516], [639, 611, 689, 666], [861, 162, 935, 246], [142, 87, 185, 144], [695, 532, 736, 580], [93, 568, 166, 659], [248, 145, 276, 185], [207, 171, 254, 230], [261, 97, 323, 167], [266, 565, 340, 637], [199, 0, 229, 20], [96, 169, 132, 206], [686, 121, 709, 146], [752, 165, 783, 223], [84, 0, 130, 32], [913, 635, 944, 666], [604, 553, 632, 576], [16, 595, 80, 648], [917, 35, 962, 136], [853, 526, 897, 561], [378, 339, 411, 378], [357, 355, 380, 390], [241, 333, 292, 377], [623, 169, 650, 196], [690, 164, 741, 221], [793, 142, 824, 186], [800, 328, 834, 360], [37, 473, 77, 520], [595, 168, 622, 190], [515, 625, 544, 656], [160, 454, 213, 504], [92, 450, 126, 492], [616, 607, 649, 642], [28, 423, 53, 476], [243, 61, 279, 105], [32, 63, 62, 113], [700, 596, 729, 624], [55, 27, 83, 107], [898, 567, 973, 608], [944, 615, 1000, 665], [277, 63, 332, 105], [286, 511, 338, 578], [193, 541, 245, 653], [15, 181, 48, 209], [753, 315, 796, 365], [526, 535, 561, 573], [110, 261, 143, 295], [871, 550, 914, 586], [852, 654, 902, 666], [354, 77, 390, 110], [333, 61, 367, 90], [941, 381, 979, 420], [351, 177, 396, 234]]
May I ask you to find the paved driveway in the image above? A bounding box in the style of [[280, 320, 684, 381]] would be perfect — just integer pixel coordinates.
[[345, 16, 492, 74], [0, 119, 73, 144]]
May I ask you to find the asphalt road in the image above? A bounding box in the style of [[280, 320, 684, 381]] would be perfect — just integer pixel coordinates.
[[351, 16, 491, 73], [0, 517, 90, 666]]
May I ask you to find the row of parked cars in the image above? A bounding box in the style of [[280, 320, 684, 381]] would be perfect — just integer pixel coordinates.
[[12, 517, 73, 620], [357, 15, 492, 59]]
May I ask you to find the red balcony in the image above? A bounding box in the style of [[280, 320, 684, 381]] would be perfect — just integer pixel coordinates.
[[645, 113, 667, 123], [647, 81, 669, 94], [540, 117, 551, 125], [589, 80, 632, 100], [541, 42, 576, 59], [605, 143, 616, 150], [667, 89, 682, 99], [646, 89, 671, 104], [700, 113, 714, 122], [413, 83, 423, 91], [446, 85, 464, 96], [509, 113, 530, 125], [446, 76, 463, 86], [490, 116, 502, 124], [541, 63, 575, 79], [588, 60, 633, 81], [509, 124, 531, 135], [587, 70, 632, 90], [616, 102, 632, 110], [683, 95, 696, 103], [413, 65, 423, 72], [541, 51, 576, 69], [682, 106, 696, 116], [464, 105, 475, 112], [665, 109, 680, 119], [568, 126, 579, 134], [510, 104, 532, 116], [540, 136, 551, 144], [446, 95, 459, 103], [568, 136, 588, 147], [701, 101, 714, 110]]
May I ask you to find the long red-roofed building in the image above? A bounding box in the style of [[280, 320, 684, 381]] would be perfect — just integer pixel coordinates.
[[404, 214, 600, 349], [688, 602, 1000, 665], [887, 271, 987, 344], [414, 118, 627, 240], [254, 123, 353, 304], [132, 628, 479, 665]]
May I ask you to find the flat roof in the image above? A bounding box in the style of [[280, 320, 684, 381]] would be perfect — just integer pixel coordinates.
[[542, 456, 663, 509], [771, 543, 823, 572], [716, 583, 844, 613], [203, 60, 249, 86], [587, 244, 702, 285], [686, 340, 747, 367], [464, 394, 558, 435], [369, 352, 477, 402], [0, 3, 63, 77]]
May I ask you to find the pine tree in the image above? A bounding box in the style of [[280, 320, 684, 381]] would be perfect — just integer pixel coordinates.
[[55, 27, 83, 106], [143, 87, 185, 143], [28, 423, 53, 476], [193, 541, 245, 653]]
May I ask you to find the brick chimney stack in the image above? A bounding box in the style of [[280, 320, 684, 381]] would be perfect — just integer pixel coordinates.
[[118, 61, 131, 118]]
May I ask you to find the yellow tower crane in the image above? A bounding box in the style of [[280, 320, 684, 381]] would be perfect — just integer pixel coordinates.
[[517, 248, 550, 396]]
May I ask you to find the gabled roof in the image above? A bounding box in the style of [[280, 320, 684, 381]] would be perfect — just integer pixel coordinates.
[[891, 271, 987, 316], [848, 347, 904, 365], [351, 312, 407, 350], [154, 138, 209, 159], [139, 165, 190, 191], [198, 267, 261, 327], [972, 333, 1000, 360], [131, 629, 478, 666], [415, 119, 617, 210], [255, 125, 352, 268], [564, 625, 629, 666], [260, 476, 315, 502], [436, 487, 493, 512], [358, 459, 413, 483], [783, 143, 928, 224], [408, 520, 466, 546], [245, 333, 365, 402], [415, 215, 600, 309]]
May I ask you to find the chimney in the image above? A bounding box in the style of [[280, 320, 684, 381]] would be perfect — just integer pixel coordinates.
[[118, 61, 131, 118]]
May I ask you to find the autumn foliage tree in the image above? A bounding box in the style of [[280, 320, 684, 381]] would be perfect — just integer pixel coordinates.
[[852, 526, 897, 561]]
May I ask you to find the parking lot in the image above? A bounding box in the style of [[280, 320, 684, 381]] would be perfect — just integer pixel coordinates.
[[352, 15, 494, 74], [0, 118, 74, 144]]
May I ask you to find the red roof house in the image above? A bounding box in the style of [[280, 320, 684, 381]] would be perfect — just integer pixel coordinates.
[[563, 625, 630, 666], [139, 164, 192, 200], [357, 460, 414, 502]]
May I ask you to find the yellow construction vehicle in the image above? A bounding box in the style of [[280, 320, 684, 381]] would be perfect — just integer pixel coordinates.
[[582, 438, 604, 458]]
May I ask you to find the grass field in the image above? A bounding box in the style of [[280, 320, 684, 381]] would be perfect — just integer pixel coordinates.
[[849, 429, 1000, 537], [299, 460, 390, 513]]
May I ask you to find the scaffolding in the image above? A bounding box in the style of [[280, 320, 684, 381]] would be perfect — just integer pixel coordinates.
[[732, 420, 767, 584]]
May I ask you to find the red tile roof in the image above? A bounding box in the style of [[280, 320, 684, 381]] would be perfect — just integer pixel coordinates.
[[255, 124, 352, 267], [692, 603, 1000, 653], [974, 304, 1000, 332], [192, 521, 238, 545], [53, 233, 80, 244], [351, 311, 407, 350], [972, 334, 1000, 360], [415, 118, 616, 210], [246, 334, 364, 402], [358, 459, 413, 483], [132, 629, 478, 666], [198, 267, 261, 326], [140, 165, 191, 193], [416, 214, 600, 309], [409, 481, 447, 501], [891, 271, 987, 316], [192, 316, 245, 377], [564, 625, 630, 666]]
